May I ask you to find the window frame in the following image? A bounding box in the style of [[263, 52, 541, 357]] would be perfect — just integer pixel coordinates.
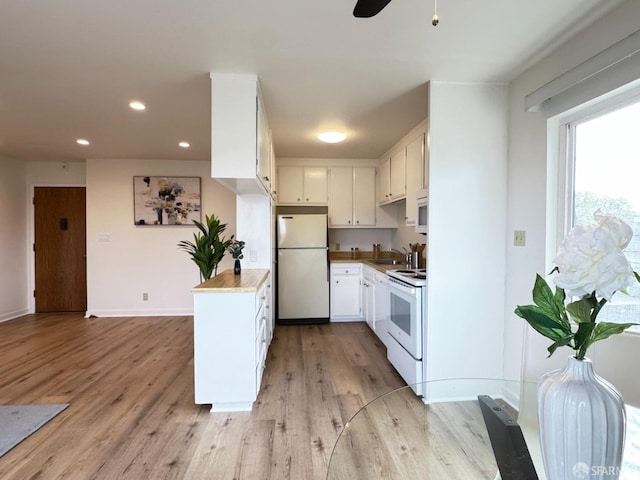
[[553, 87, 640, 334]]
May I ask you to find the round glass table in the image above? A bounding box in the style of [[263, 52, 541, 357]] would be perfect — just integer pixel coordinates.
[[326, 379, 640, 480]]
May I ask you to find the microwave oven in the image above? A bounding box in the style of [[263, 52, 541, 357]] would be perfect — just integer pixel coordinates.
[[415, 188, 428, 234]]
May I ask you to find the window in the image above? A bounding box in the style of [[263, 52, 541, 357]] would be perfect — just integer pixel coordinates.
[[567, 98, 640, 332]]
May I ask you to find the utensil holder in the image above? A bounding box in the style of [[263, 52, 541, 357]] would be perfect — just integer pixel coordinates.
[[410, 252, 421, 269]]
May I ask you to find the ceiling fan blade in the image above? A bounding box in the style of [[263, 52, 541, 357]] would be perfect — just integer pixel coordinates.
[[353, 0, 393, 18]]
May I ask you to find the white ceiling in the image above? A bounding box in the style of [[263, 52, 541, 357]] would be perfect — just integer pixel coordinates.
[[0, 0, 624, 162]]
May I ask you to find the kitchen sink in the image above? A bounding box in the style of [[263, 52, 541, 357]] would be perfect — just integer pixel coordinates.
[[371, 259, 407, 265]]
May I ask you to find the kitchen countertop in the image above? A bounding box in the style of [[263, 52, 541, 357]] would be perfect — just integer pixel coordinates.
[[329, 252, 417, 274], [192, 268, 269, 293]]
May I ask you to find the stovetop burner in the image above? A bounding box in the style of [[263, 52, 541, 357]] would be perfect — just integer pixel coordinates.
[[387, 268, 427, 286]]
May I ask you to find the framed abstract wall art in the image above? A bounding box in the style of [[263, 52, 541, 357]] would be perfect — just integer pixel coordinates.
[[133, 176, 201, 225]]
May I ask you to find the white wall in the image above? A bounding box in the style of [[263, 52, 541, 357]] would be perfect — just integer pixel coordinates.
[[0, 156, 28, 322], [85, 159, 236, 317], [506, 0, 640, 403], [236, 194, 271, 269], [426, 81, 508, 381]]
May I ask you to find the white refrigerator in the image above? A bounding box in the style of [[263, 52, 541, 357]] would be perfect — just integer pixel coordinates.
[[277, 214, 330, 323]]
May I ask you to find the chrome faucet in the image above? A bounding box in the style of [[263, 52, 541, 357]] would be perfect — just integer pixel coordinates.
[[391, 249, 411, 264]]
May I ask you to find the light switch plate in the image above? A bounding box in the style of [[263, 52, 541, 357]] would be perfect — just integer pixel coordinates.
[[514, 230, 526, 247]]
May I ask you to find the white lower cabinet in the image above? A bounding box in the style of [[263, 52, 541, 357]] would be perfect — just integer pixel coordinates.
[[330, 263, 363, 321], [193, 270, 270, 412], [373, 271, 390, 346], [362, 266, 376, 330]]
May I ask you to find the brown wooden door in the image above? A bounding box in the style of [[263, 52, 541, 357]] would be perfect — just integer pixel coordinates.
[[34, 187, 87, 312]]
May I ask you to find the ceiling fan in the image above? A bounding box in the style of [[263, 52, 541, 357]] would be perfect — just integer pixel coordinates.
[[353, 0, 440, 25], [352, 0, 392, 18]]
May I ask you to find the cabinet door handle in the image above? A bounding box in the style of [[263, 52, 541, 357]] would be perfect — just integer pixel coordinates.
[[348, 220, 351, 224], [336, 280, 339, 284], [356, 220, 360, 224], [297, 197, 301, 201], [306, 198, 309, 202]]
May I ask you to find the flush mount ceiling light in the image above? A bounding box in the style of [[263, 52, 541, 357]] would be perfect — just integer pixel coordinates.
[[317, 131, 347, 143], [76, 138, 90, 146], [178, 141, 190, 148], [129, 100, 146, 111]]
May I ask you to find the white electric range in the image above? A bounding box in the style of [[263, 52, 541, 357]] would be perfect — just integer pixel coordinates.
[[386, 268, 427, 396], [387, 268, 426, 287]]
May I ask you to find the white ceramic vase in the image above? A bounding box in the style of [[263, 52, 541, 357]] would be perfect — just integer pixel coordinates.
[[538, 356, 626, 480]]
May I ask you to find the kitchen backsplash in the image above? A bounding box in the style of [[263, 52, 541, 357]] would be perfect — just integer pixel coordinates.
[[328, 228, 393, 251], [328, 205, 426, 254]]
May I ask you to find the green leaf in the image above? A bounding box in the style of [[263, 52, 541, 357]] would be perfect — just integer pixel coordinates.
[[531, 274, 570, 328], [590, 321, 638, 345], [566, 297, 595, 324], [573, 321, 596, 357], [514, 305, 572, 341], [547, 335, 573, 357]]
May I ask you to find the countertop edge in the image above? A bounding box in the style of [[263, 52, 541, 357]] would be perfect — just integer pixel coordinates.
[[192, 269, 270, 293]]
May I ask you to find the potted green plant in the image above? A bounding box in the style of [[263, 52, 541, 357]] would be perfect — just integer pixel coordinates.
[[227, 239, 245, 275], [177, 214, 233, 281], [515, 210, 639, 479]]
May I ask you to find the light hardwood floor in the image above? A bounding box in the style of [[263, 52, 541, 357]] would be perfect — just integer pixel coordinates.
[[0, 314, 405, 479]]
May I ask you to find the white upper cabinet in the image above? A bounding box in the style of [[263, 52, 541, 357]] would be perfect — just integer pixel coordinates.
[[377, 157, 391, 204], [378, 148, 406, 205], [328, 167, 376, 227], [377, 119, 428, 213], [353, 167, 376, 226], [256, 93, 271, 193], [210, 73, 272, 195], [277, 166, 328, 205], [404, 131, 425, 225], [328, 167, 353, 226], [389, 148, 406, 201]]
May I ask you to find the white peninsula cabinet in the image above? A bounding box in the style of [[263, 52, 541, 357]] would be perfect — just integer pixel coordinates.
[[192, 269, 270, 412], [330, 263, 362, 321]]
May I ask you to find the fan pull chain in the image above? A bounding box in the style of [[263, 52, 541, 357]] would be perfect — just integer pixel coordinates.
[[432, 0, 439, 26]]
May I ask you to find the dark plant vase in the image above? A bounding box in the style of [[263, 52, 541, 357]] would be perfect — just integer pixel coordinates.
[[234, 259, 241, 275]]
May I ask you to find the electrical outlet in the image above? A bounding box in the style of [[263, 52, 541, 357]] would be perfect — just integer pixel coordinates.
[[514, 230, 526, 247], [335, 243, 340, 251], [250, 250, 258, 262], [142, 293, 149, 301]]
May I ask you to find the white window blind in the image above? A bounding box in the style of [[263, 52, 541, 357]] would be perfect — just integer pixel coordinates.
[[525, 29, 640, 117]]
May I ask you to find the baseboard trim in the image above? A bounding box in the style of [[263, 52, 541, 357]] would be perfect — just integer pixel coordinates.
[[85, 308, 194, 318], [0, 308, 30, 323]]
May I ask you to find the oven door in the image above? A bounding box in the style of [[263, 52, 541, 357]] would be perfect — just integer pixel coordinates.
[[387, 277, 423, 360]]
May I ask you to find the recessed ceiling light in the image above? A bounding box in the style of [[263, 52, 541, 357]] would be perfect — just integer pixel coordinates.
[[76, 138, 90, 146], [129, 101, 146, 111], [317, 130, 347, 143], [178, 141, 190, 148]]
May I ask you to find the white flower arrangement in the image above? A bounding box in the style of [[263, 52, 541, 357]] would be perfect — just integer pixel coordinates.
[[515, 211, 640, 359]]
